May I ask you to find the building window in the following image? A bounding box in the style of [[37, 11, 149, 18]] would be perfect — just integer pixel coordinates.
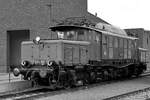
[[102, 35, 108, 59]]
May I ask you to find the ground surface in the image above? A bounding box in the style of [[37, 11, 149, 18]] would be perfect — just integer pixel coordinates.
[[37, 76, 150, 100], [0, 73, 32, 93]]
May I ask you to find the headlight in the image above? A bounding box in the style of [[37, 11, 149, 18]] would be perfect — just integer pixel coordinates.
[[47, 61, 53, 66], [35, 36, 40, 42], [21, 61, 26, 66], [21, 60, 30, 67], [33, 36, 41, 44], [13, 68, 20, 77]]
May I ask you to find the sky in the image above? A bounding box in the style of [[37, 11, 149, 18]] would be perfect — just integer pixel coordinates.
[[88, 0, 150, 30]]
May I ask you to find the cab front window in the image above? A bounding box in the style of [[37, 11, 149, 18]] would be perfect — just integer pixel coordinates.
[[57, 31, 64, 39], [56, 30, 82, 41], [66, 31, 76, 40]]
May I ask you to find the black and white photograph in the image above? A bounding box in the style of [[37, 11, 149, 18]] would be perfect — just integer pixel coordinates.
[[0, 0, 150, 100]]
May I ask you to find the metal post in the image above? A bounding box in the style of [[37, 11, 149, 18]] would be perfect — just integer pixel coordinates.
[[9, 66, 10, 83]]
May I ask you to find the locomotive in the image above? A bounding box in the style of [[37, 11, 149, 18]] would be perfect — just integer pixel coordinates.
[[13, 22, 147, 88]]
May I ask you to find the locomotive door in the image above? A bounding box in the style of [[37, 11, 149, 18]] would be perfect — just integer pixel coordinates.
[[94, 32, 102, 61], [32, 44, 40, 63], [98, 33, 102, 60], [89, 32, 102, 61], [80, 46, 88, 64], [64, 45, 73, 66]]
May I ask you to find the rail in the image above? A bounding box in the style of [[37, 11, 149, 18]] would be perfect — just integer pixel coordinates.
[[103, 87, 150, 100], [0, 71, 150, 99]]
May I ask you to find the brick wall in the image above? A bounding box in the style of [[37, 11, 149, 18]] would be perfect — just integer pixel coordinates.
[[0, 0, 88, 72], [125, 28, 144, 48], [125, 28, 150, 69]]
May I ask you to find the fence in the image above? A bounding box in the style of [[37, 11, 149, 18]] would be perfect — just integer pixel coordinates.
[[0, 66, 21, 84]]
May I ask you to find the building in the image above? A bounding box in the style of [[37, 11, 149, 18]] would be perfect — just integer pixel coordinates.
[[125, 28, 150, 67], [0, 0, 109, 72]]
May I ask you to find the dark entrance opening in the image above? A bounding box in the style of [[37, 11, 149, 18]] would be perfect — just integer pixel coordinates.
[[7, 30, 30, 69]]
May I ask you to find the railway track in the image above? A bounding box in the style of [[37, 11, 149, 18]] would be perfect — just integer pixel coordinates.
[[102, 72, 150, 100], [0, 87, 50, 100], [1, 72, 150, 100]]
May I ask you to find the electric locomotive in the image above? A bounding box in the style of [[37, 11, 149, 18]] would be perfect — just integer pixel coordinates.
[[13, 22, 147, 88]]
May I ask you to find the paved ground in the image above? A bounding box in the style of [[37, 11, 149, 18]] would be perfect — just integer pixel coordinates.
[[0, 73, 32, 93], [38, 76, 150, 100]]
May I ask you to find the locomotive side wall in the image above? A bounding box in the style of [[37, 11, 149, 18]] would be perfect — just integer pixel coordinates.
[[63, 43, 89, 66]]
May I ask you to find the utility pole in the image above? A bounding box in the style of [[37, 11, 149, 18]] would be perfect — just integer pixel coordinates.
[[46, 0, 53, 39], [46, 3, 52, 25]]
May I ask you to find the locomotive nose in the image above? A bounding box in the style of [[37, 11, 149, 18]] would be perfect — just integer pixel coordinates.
[[13, 68, 20, 77]]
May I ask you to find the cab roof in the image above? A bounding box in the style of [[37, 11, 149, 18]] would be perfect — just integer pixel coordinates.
[[50, 25, 138, 40]]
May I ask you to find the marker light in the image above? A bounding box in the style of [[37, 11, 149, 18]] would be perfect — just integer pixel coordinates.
[[13, 68, 20, 76], [36, 36, 40, 42], [47, 61, 53, 66]]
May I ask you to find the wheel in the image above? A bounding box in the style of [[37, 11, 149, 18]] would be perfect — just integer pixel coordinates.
[[89, 72, 96, 83], [31, 78, 39, 87], [134, 67, 143, 77], [83, 72, 90, 85], [102, 70, 109, 81], [30, 72, 39, 87], [123, 67, 129, 78], [107, 68, 114, 80], [112, 69, 117, 80], [48, 74, 57, 90], [67, 70, 77, 87]]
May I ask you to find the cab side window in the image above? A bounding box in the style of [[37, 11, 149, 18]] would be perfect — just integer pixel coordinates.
[[108, 36, 113, 59], [119, 38, 124, 58], [128, 40, 132, 59], [66, 31, 76, 40], [102, 35, 108, 59]]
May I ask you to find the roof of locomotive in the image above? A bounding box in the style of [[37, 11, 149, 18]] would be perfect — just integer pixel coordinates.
[[50, 25, 138, 40]]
